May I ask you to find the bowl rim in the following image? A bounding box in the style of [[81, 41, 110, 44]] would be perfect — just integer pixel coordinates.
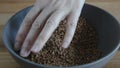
[[2, 3, 120, 68]]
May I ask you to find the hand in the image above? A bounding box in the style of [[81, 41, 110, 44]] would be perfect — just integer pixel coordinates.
[[14, 0, 85, 57]]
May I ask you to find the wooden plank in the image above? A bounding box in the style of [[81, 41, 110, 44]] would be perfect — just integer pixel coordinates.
[[0, 0, 120, 68], [0, 62, 21, 68], [0, 52, 21, 68], [0, 14, 14, 25], [0, 3, 120, 22], [0, 3, 33, 13], [0, 25, 6, 51], [104, 51, 120, 68], [0, 0, 119, 2], [0, 0, 34, 3], [0, 1, 120, 13]]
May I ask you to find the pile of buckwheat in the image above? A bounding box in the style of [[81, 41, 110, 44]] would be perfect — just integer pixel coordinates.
[[27, 17, 101, 67]]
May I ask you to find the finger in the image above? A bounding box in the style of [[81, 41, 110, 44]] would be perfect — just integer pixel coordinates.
[[14, 6, 41, 51], [15, 0, 53, 51], [35, 0, 53, 8], [62, 0, 85, 48], [20, 1, 57, 57], [31, 10, 68, 53]]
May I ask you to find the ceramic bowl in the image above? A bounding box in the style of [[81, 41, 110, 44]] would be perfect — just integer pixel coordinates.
[[2, 4, 120, 68]]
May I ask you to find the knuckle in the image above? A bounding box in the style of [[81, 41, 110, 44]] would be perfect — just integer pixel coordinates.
[[25, 15, 30, 20], [23, 18, 32, 27], [37, 35, 45, 43], [68, 22, 76, 27], [32, 21, 40, 29], [16, 33, 25, 41], [68, 33, 74, 38], [53, 0, 65, 9], [63, 40, 69, 45], [25, 39, 32, 45], [24, 22, 32, 27], [41, 35, 46, 41], [47, 19, 56, 26], [24, 16, 31, 23]]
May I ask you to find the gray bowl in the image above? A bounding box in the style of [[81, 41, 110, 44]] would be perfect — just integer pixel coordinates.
[[2, 4, 120, 68]]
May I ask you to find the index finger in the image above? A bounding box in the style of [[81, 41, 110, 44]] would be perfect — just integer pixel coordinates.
[[14, 6, 41, 51]]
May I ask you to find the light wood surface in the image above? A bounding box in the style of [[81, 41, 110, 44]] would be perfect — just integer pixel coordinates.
[[0, 0, 120, 68]]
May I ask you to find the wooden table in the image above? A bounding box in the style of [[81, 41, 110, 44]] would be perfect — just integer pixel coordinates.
[[0, 0, 120, 68]]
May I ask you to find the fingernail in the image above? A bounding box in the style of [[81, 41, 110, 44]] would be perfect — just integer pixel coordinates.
[[14, 42, 21, 51], [31, 44, 44, 54], [62, 42, 69, 48], [20, 49, 30, 57], [31, 46, 39, 53]]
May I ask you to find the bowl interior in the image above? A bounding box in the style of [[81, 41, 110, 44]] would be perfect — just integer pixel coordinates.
[[81, 5, 120, 57], [3, 4, 120, 66]]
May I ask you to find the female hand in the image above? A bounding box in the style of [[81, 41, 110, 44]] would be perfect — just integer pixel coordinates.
[[14, 0, 85, 57]]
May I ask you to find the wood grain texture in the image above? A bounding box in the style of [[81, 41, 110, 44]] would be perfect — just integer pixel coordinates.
[[0, 0, 120, 68]]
